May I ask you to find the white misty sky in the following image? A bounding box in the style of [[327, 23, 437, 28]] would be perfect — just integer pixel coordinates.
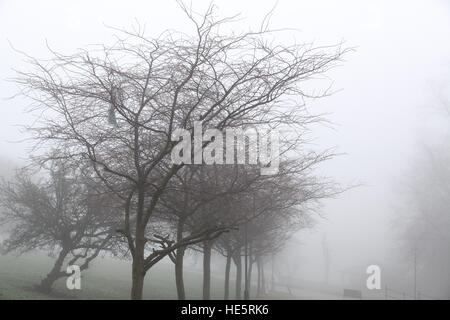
[[1, 0, 449, 284]]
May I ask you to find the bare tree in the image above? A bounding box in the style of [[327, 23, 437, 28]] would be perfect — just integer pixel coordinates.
[[157, 164, 258, 299], [215, 157, 335, 299], [12, 3, 347, 299], [0, 161, 118, 293]]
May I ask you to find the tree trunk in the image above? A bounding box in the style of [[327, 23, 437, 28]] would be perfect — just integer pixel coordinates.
[[224, 251, 232, 300], [248, 255, 253, 295], [131, 239, 146, 300], [271, 255, 275, 292], [131, 187, 147, 300], [234, 253, 242, 299], [256, 256, 261, 297], [175, 218, 186, 300], [38, 247, 69, 293], [202, 239, 213, 300], [175, 248, 186, 300], [261, 260, 266, 295]]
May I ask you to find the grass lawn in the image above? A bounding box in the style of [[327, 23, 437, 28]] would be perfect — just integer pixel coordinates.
[[0, 252, 284, 300]]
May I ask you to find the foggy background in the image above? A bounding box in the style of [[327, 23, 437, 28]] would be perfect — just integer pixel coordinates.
[[1, 0, 450, 299]]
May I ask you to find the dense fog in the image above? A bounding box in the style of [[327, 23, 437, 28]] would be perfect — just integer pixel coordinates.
[[0, 0, 449, 300]]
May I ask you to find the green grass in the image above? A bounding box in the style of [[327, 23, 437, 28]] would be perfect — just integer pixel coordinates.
[[0, 252, 268, 300]]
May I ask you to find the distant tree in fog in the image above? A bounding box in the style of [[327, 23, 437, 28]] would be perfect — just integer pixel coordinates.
[[0, 161, 118, 293], [214, 158, 332, 299], [395, 140, 450, 297]]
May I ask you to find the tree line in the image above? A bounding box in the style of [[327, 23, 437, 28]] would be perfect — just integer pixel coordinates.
[[0, 3, 348, 300]]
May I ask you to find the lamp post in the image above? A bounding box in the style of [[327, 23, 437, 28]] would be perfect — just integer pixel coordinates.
[[414, 244, 417, 300]]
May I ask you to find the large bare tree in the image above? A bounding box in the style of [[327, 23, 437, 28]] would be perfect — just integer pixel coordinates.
[[12, 3, 347, 299]]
